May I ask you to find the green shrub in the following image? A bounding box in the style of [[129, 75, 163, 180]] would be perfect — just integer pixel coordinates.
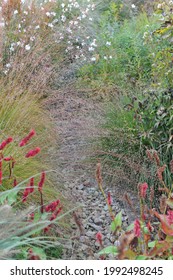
[[78, 12, 161, 92]]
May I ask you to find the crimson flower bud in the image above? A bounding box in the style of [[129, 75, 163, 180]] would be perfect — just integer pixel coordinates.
[[38, 171, 46, 192], [138, 182, 148, 198], [134, 219, 141, 237], [107, 191, 112, 206], [0, 137, 13, 150], [19, 129, 36, 147], [3, 157, 12, 161], [25, 147, 40, 158], [96, 232, 103, 246]]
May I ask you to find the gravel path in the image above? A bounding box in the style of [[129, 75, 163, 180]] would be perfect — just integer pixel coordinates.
[[46, 81, 139, 259]]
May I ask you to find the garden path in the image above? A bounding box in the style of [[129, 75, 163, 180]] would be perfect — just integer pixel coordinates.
[[46, 70, 139, 259]]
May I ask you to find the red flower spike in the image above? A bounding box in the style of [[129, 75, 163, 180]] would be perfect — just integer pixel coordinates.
[[45, 199, 60, 213], [50, 206, 62, 221], [167, 210, 173, 225], [139, 182, 148, 199], [134, 219, 141, 237], [96, 232, 103, 246], [25, 147, 41, 158], [142, 212, 146, 220], [3, 157, 12, 161], [22, 179, 35, 202], [44, 226, 50, 233], [38, 171, 46, 192], [0, 137, 13, 150], [30, 177, 34, 186], [46, 200, 60, 212], [45, 205, 51, 212], [6, 137, 13, 144], [50, 213, 56, 221], [107, 191, 112, 206], [54, 206, 62, 216], [19, 129, 36, 147], [22, 188, 30, 202]]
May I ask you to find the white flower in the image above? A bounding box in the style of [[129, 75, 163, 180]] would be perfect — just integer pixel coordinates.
[[46, 12, 51, 17], [35, 25, 40, 29], [90, 40, 97, 47], [109, 55, 112, 59], [14, 10, 18, 15], [30, 36, 35, 41], [88, 47, 94, 52], [3, 70, 8, 75], [61, 15, 66, 22], [91, 57, 96, 61], [48, 23, 54, 28], [106, 41, 111, 46], [61, 3, 65, 8], [10, 46, 15, 52], [25, 44, 31, 51], [104, 56, 108, 60], [6, 63, 11, 68], [131, 4, 136, 9], [51, 12, 56, 16], [52, 19, 59, 24]]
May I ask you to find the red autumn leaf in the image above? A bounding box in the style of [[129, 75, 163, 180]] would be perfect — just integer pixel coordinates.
[[153, 210, 173, 236]]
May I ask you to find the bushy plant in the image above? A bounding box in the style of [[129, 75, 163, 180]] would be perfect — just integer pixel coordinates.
[[95, 158, 173, 260], [148, 1, 173, 89], [127, 89, 173, 170], [78, 10, 161, 94]]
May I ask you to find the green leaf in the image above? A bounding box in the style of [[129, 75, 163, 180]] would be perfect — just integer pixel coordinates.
[[148, 241, 156, 248], [98, 246, 118, 256], [0, 192, 9, 204], [8, 189, 18, 205], [34, 212, 42, 222], [41, 212, 49, 220], [136, 255, 147, 260], [126, 222, 134, 231], [32, 246, 46, 260], [110, 211, 122, 232], [0, 189, 19, 205]]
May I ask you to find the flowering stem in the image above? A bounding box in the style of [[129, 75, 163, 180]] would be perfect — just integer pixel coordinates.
[[40, 191, 44, 214], [8, 162, 12, 179], [98, 182, 115, 220]]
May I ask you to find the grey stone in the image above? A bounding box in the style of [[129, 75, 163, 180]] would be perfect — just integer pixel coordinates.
[[88, 223, 102, 232]]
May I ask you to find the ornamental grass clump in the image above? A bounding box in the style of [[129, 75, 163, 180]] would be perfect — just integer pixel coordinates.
[[0, 131, 66, 260]]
